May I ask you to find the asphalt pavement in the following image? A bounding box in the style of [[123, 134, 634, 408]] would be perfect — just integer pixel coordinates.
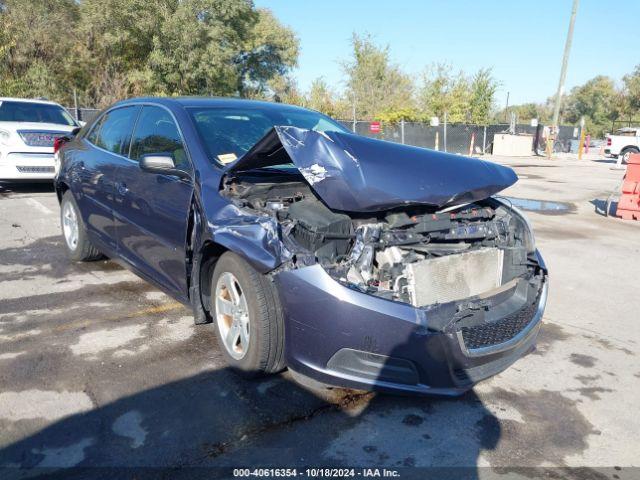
[[0, 155, 639, 479]]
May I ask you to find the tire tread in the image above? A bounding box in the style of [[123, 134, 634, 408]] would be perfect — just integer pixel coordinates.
[[211, 252, 285, 376], [61, 191, 102, 262]]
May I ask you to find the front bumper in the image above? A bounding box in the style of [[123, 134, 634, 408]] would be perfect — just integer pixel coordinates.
[[276, 250, 548, 396], [0, 151, 56, 180]]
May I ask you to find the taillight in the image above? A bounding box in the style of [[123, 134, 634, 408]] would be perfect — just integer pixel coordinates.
[[53, 137, 65, 153], [607, 137, 612, 146]]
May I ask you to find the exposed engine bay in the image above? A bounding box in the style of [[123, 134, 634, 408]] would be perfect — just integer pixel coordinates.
[[221, 168, 540, 308]]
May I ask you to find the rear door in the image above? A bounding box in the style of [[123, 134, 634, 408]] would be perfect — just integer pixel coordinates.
[[75, 106, 141, 252], [114, 105, 194, 297]]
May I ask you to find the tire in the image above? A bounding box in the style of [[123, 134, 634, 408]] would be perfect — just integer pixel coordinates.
[[60, 190, 102, 261], [621, 147, 639, 164], [210, 252, 285, 377]]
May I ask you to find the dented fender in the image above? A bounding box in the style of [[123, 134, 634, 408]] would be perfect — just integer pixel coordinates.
[[200, 191, 291, 272]]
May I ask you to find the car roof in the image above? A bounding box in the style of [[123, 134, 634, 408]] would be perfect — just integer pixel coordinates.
[[117, 96, 315, 114], [0, 97, 63, 106]]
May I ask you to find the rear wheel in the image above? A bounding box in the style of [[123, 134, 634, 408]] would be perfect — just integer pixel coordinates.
[[211, 252, 285, 377], [621, 147, 639, 164], [60, 191, 102, 261]]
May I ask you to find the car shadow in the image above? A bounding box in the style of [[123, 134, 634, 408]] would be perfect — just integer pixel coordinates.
[[0, 362, 499, 479], [590, 159, 618, 164], [0, 181, 55, 196], [0, 235, 121, 283]]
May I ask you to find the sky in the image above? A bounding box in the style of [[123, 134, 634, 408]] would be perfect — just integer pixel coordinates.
[[254, 0, 640, 107]]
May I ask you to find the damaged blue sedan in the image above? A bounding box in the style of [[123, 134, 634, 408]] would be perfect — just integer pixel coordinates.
[[54, 97, 548, 395]]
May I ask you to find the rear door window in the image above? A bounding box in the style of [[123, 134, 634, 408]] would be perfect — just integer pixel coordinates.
[[89, 106, 140, 155]]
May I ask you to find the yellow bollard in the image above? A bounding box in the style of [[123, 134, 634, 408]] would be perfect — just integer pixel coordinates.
[[546, 127, 555, 159], [578, 128, 586, 160]]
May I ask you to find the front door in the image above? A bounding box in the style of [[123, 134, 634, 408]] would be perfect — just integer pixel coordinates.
[[114, 105, 194, 297]]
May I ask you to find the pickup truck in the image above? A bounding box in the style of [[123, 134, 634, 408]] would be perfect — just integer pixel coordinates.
[[605, 127, 640, 163]]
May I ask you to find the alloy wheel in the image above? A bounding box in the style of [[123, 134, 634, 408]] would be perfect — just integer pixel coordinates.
[[62, 201, 79, 251], [215, 272, 250, 360]]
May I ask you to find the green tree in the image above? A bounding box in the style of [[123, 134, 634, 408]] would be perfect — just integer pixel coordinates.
[[0, 0, 80, 104], [494, 103, 550, 124], [76, 0, 175, 106], [564, 76, 619, 136], [469, 68, 498, 125], [0, 0, 298, 108], [622, 65, 640, 117], [266, 75, 304, 106], [239, 9, 299, 96], [305, 77, 339, 116], [418, 63, 471, 123], [418, 63, 453, 118], [342, 33, 414, 120], [446, 74, 471, 123], [147, 1, 297, 98], [376, 107, 421, 123]]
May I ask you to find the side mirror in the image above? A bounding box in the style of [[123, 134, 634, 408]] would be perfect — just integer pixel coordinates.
[[139, 154, 190, 179]]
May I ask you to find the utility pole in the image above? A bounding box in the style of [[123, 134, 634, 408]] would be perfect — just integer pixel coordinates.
[[73, 88, 80, 122], [443, 111, 448, 153], [551, 0, 579, 131], [352, 93, 357, 133], [504, 91, 509, 123]]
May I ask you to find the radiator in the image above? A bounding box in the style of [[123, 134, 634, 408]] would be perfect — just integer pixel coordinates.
[[406, 248, 504, 307]]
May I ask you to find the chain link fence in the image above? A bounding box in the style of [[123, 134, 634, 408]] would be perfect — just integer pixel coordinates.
[[611, 119, 640, 131], [65, 107, 101, 124], [338, 120, 577, 155]]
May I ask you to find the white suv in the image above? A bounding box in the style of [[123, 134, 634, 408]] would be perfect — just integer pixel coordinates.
[[0, 97, 80, 181]]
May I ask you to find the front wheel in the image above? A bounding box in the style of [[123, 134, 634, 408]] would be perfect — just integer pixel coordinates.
[[211, 252, 285, 377], [60, 191, 102, 261]]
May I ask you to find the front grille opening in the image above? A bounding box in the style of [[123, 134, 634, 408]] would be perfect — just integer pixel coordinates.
[[460, 295, 539, 350]]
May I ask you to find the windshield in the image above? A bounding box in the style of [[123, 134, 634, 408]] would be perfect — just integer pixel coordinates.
[[0, 101, 77, 126], [188, 106, 349, 165]]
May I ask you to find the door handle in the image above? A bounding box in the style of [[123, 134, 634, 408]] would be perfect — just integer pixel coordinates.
[[116, 182, 128, 195]]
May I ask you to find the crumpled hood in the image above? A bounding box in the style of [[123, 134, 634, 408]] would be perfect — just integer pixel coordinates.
[[226, 126, 518, 212]]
